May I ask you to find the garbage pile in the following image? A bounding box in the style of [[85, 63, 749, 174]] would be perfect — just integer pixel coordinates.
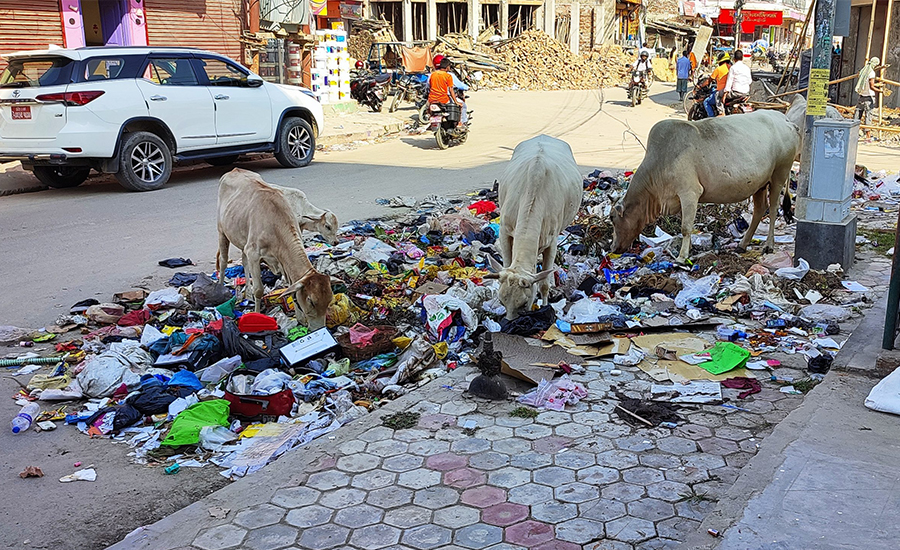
[[3, 167, 887, 478], [482, 30, 629, 90]]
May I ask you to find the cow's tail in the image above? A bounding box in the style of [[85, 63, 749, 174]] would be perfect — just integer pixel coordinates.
[[782, 190, 794, 224]]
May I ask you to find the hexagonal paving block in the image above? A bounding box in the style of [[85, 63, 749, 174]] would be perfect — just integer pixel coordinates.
[[452, 438, 493, 455], [461, 485, 507, 508], [319, 487, 366, 509], [234, 503, 286, 529], [337, 453, 380, 473], [530, 501, 578, 524], [674, 498, 716, 521], [394, 428, 433, 443], [697, 437, 740, 455], [533, 466, 576, 486], [307, 454, 337, 473], [270, 486, 321, 509], [367, 439, 410, 457], [596, 450, 639, 470], [588, 541, 634, 550], [367, 486, 415, 509], [621, 467, 665, 486], [605, 517, 657, 544], [646, 480, 691, 503], [243, 524, 298, 550], [572, 411, 608, 426], [726, 452, 755, 469], [536, 411, 572, 426], [334, 504, 385, 528], [441, 400, 478, 416], [399, 468, 443, 489], [639, 453, 683, 470], [349, 524, 403, 549], [408, 400, 441, 414], [433, 505, 482, 529], [682, 453, 726, 470], [553, 451, 596, 470], [532, 436, 573, 454], [360, 426, 396, 443], [686, 412, 725, 429], [481, 502, 529, 527], [485, 544, 529, 550], [408, 440, 451, 457], [487, 467, 531, 488], [418, 413, 457, 430], [554, 482, 600, 503], [532, 540, 581, 550], [383, 505, 433, 528], [600, 482, 645, 502], [714, 425, 752, 441], [402, 524, 453, 550], [656, 516, 701, 540], [514, 424, 553, 440], [455, 523, 504, 549], [478, 426, 515, 441], [413, 486, 460, 509], [445, 467, 487, 489], [505, 520, 554, 547], [627, 498, 676, 522], [554, 518, 604, 544], [656, 436, 698, 455], [576, 465, 620, 486], [509, 451, 553, 470], [306, 471, 351, 492], [426, 452, 469, 472], [580, 498, 627, 522], [492, 438, 533, 455], [352, 469, 397, 491], [593, 424, 632, 439], [193, 524, 248, 550], [469, 451, 510, 471], [615, 435, 657, 452], [726, 412, 764, 429], [508, 483, 554, 506], [339, 439, 368, 456], [384, 454, 426, 473], [435, 428, 469, 442], [692, 480, 728, 501], [285, 505, 333, 528], [298, 524, 350, 550], [553, 423, 593, 439], [635, 538, 681, 550], [664, 466, 710, 485]]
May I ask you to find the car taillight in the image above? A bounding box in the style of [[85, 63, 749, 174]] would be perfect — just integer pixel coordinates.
[[35, 91, 105, 106]]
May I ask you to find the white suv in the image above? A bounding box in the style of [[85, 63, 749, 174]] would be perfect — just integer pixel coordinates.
[[0, 47, 324, 191]]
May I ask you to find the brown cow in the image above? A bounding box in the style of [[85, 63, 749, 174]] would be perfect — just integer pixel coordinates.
[[216, 168, 333, 330]]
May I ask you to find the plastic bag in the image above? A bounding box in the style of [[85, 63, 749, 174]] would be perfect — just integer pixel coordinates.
[[865, 366, 900, 415], [421, 295, 477, 340], [85, 303, 125, 324], [190, 273, 233, 307], [564, 298, 620, 323], [145, 288, 188, 310], [349, 323, 378, 346], [250, 369, 292, 395], [774, 258, 810, 280], [196, 355, 243, 383], [517, 375, 588, 411], [674, 274, 720, 309], [76, 341, 151, 398], [355, 237, 396, 264], [161, 399, 230, 446], [799, 304, 851, 323], [199, 425, 238, 451]]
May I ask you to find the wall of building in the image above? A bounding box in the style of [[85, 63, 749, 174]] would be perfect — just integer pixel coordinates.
[[0, 1, 65, 69], [145, 0, 243, 61], [837, 0, 900, 109]]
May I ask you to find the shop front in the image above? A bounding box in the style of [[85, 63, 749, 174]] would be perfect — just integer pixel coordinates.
[[615, 0, 641, 47]]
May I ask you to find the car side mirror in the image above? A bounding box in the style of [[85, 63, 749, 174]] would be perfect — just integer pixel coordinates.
[[245, 76, 264, 88]]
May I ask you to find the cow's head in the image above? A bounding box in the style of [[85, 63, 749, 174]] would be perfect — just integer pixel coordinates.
[[302, 211, 340, 246], [284, 270, 334, 330], [610, 201, 643, 254], [488, 255, 553, 320]]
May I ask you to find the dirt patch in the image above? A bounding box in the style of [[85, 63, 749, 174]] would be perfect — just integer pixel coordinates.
[[693, 251, 759, 278], [614, 391, 683, 426], [775, 270, 845, 299]]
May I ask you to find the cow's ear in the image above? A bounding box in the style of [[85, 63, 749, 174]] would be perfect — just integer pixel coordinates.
[[532, 270, 554, 284], [614, 203, 624, 217]]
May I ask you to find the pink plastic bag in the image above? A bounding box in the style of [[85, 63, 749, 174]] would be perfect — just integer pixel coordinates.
[[349, 323, 378, 346]]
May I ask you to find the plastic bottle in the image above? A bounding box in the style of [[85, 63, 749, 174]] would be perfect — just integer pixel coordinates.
[[11, 402, 40, 434]]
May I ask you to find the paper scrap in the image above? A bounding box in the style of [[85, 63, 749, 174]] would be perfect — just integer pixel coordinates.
[[841, 281, 869, 292], [651, 381, 722, 403]]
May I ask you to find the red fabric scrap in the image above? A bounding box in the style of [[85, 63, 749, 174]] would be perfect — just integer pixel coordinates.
[[468, 200, 498, 215], [721, 377, 762, 399], [238, 312, 278, 333], [118, 308, 151, 327]]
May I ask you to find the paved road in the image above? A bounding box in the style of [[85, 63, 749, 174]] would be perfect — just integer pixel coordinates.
[[0, 84, 894, 327]]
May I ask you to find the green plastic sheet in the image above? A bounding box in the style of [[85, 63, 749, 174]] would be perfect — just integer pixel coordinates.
[[161, 399, 230, 446], [698, 342, 750, 375]]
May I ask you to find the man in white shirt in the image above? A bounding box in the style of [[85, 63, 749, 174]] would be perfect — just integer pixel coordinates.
[[722, 49, 752, 112]]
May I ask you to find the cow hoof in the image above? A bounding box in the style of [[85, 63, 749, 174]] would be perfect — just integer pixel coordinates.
[[762, 246, 773, 254], [736, 245, 747, 253]]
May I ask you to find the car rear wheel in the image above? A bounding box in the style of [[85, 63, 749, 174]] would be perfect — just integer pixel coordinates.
[[32, 166, 90, 189], [274, 117, 315, 168], [206, 155, 240, 166], [115, 131, 172, 191]]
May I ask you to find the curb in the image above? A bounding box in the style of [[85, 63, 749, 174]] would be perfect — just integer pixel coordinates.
[[317, 122, 407, 148], [0, 163, 48, 197]]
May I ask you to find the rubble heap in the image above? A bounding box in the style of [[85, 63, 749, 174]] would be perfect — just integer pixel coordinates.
[[483, 30, 629, 90]]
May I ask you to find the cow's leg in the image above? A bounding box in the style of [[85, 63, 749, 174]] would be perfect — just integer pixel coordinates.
[[765, 164, 792, 253], [500, 234, 514, 268], [739, 187, 768, 251], [216, 231, 230, 281], [244, 249, 265, 312], [538, 246, 555, 305], [677, 192, 701, 263]]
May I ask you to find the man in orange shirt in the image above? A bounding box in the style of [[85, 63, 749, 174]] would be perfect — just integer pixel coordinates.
[[428, 57, 458, 106], [703, 52, 731, 117]]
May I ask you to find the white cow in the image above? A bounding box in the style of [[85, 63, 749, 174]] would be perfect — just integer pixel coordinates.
[[488, 135, 583, 319], [268, 183, 340, 245]]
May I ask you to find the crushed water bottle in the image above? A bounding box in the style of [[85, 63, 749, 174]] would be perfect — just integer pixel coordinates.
[[11, 402, 40, 434]]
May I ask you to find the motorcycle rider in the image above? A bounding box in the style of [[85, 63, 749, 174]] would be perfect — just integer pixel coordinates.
[[722, 49, 751, 112], [428, 56, 465, 126], [631, 50, 652, 96], [703, 52, 731, 118]]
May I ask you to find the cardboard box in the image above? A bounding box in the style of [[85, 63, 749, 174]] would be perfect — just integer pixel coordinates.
[[279, 328, 341, 368]]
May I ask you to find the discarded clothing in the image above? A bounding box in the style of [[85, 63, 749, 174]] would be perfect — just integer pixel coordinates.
[[117, 308, 151, 327], [159, 257, 193, 268], [500, 306, 556, 336], [721, 377, 762, 399], [517, 375, 588, 411], [161, 399, 230, 446], [168, 272, 200, 287]]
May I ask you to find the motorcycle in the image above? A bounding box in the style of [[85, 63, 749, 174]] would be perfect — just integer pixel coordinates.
[[428, 95, 470, 150], [684, 76, 751, 120], [389, 72, 428, 116], [349, 69, 392, 112], [627, 69, 649, 107]]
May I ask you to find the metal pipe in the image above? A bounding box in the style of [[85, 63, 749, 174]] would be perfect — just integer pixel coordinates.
[[864, 0, 878, 60], [879, 0, 895, 141], [777, 0, 816, 94]]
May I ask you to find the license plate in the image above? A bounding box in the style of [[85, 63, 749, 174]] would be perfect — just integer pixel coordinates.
[[11, 106, 31, 120]]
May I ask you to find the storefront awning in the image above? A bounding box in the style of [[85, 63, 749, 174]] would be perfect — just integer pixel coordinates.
[[718, 8, 783, 32]]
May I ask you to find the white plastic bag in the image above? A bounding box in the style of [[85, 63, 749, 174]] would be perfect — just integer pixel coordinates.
[[196, 355, 243, 383], [199, 425, 238, 451], [144, 287, 188, 310], [865, 366, 900, 415], [76, 341, 150, 398], [564, 299, 620, 323], [140, 325, 165, 348], [774, 258, 810, 280], [355, 237, 396, 264], [674, 274, 720, 309], [250, 369, 292, 395]]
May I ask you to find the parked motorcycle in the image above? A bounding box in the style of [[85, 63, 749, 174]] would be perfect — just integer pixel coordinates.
[[428, 99, 470, 150], [389, 72, 428, 114], [627, 69, 649, 107], [684, 75, 751, 120], [349, 69, 392, 112]]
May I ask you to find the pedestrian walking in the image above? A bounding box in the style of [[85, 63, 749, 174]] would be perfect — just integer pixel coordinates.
[[676, 50, 692, 101], [855, 57, 882, 140]]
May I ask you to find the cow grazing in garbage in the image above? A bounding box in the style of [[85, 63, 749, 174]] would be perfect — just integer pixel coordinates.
[[488, 135, 583, 319], [268, 183, 340, 245], [216, 168, 333, 330], [611, 110, 800, 262]]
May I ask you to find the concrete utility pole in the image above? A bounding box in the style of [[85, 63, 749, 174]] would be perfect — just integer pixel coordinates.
[[427, 0, 438, 40], [733, 0, 745, 46]]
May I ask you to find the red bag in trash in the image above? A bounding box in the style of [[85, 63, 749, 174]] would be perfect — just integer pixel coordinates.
[[238, 312, 278, 333], [223, 372, 294, 418]]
